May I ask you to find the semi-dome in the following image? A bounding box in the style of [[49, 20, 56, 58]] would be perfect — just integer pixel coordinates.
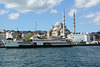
[[53, 27, 58, 31], [55, 21, 61, 26]]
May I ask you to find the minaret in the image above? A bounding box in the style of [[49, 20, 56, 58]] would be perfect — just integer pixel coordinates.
[[63, 8, 65, 37], [73, 12, 75, 34]]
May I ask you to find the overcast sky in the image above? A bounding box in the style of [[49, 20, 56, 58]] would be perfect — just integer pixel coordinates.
[[0, 0, 100, 33]]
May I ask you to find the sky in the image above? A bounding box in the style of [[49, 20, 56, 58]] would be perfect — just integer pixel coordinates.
[[0, 0, 100, 33]]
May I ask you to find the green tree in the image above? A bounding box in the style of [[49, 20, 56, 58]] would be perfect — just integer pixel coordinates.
[[80, 40, 86, 43], [25, 35, 32, 39]]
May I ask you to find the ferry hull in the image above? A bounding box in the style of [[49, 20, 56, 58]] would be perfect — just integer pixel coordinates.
[[4, 43, 100, 48], [5, 45, 73, 48]]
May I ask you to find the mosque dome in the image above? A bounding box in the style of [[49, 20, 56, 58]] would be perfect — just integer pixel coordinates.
[[55, 21, 61, 26], [53, 21, 62, 31]]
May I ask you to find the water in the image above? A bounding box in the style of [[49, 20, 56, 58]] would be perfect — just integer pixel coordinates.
[[0, 46, 100, 67]]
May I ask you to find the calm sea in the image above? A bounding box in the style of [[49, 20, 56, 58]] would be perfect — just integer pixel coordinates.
[[0, 46, 100, 67]]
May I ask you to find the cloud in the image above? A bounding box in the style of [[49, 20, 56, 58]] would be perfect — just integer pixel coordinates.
[[50, 9, 58, 14], [0, 0, 63, 14], [92, 15, 100, 25], [81, 12, 95, 18], [68, 9, 77, 17], [0, 10, 8, 15], [84, 13, 95, 18], [74, 0, 100, 8], [8, 13, 20, 20], [80, 12, 100, 25], [73, 0, 100, 25]]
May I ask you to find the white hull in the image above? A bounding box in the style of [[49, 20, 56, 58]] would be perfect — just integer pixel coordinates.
[[3, 38, 73, 47]]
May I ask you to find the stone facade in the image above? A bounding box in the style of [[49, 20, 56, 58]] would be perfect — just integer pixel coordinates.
[[47, 21, 70, 37]]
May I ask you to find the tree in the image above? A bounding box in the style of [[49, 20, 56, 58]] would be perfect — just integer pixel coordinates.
[[25, 35, 32, 39], [80, 40, 86, 43]]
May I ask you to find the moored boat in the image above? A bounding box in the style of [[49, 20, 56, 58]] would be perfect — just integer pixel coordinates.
[[2, 37, 73, 48], [2, 22, 73, 48]]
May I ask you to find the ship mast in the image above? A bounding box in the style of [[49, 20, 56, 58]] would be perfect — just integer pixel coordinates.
[[33, 22, 37, 37], [16, 27, 18, 39]]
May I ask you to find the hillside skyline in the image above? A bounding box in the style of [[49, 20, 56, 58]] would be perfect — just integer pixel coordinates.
[[0, 0, 100, 33]]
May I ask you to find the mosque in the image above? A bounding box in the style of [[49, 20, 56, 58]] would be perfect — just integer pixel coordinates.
[[47, 9, 76, 38]]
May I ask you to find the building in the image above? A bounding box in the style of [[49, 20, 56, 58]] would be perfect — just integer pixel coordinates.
[[67, 33, 94, 42], [91, 31, 100, 41], [36, 30, 47, 36], [47, 9, 70, 37], [0, 30, 6, 40], [47, 21, 70, 37], [6, 31, 15, 39], [21, 32, 32, 39]]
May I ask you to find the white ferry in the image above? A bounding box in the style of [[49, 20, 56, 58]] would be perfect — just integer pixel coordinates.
[[2, 37, 73, 48], [3, 22, 73, 48]]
